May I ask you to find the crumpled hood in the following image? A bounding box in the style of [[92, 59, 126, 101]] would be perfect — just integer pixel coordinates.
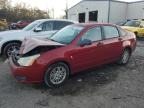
[[0, 30, 25, 38], [121, 26, 138, 32], [19, 38, 65, 54]]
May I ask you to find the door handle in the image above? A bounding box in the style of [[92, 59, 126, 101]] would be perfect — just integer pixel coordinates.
[[97, 42, 103, 46], [119, 37, 123, 41]]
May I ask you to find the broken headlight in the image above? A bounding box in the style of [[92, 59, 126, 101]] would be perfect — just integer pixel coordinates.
[[18, 54, 40, 66]]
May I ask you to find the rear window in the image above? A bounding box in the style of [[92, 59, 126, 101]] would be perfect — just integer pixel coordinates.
[[81, 27, 102, 42], [103, 26, 119, 39]]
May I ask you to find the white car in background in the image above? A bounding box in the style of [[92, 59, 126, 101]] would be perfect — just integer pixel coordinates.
[[0, 19, 76, 58]]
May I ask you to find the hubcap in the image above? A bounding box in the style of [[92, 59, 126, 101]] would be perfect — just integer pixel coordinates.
[[50, 66, 67, 85], [122, 50, 129, 64], [7, 45, 20, 57]]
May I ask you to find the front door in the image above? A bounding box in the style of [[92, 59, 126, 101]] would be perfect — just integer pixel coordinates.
[[31, 21, 56, 39], [71, 26, 104, 72]]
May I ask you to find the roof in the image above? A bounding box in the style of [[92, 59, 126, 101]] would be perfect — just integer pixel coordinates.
[[74, 22, 114, 28], [83, 0, 144, 3], [83, 0, 126, 3], [128, 0, 144, 4], [68, 0, 144, 10], [35, 19, 77, 23]]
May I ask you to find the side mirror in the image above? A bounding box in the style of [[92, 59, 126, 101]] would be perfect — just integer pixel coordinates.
[[80, 39, 92, 47], [34, 27, 42, 32]]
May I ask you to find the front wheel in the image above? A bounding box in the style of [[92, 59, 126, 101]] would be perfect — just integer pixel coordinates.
[[3, 42, 21, 58], [118, 49, 131, 65], [44, 62, 70, 88]]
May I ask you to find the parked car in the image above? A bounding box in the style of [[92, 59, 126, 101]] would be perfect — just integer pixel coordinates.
[[121, 20, 144, 37], [9, 20, 32, 29], [9, 23, 136, 88], [0, 19, 76, 58], [9, 22, 17, 30], [116, 19, 130, 26], [16, 20, 32, 29]]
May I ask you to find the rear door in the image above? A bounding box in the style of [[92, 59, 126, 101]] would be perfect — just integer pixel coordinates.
[[101, 25, 123, 62]]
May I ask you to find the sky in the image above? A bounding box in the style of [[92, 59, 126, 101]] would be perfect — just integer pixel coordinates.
[[11, 0, 141, 18]]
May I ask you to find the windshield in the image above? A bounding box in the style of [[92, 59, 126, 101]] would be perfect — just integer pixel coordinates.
[[23, 20, 40, 31], [50, 25, 84, 44], [124, 20, 140, 27]]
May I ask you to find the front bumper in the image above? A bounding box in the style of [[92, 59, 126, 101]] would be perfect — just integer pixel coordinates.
[[9, 57, 46, 83]]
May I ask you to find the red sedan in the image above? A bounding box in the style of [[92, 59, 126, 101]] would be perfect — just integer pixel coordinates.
[[9, 23, 136, 87], [16, 20, 32, 29]]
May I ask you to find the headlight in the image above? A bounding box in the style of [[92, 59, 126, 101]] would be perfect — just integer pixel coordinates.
[[18, 54, 40, 66]]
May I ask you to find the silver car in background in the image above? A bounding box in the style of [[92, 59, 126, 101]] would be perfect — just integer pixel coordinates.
[[0, 19, 76, 58]]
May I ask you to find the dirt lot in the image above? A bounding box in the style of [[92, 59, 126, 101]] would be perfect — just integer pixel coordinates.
[[0, 40, 144, 108]]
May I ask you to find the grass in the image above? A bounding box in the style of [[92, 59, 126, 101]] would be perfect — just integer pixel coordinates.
[[0, 57, 2, 62]]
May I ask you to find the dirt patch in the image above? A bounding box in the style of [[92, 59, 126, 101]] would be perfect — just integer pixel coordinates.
[[47, 64, 119, 96], [0, 40, 144, 108]]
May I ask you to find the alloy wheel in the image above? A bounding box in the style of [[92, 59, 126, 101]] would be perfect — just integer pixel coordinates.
[[49, 66, 67, 85]]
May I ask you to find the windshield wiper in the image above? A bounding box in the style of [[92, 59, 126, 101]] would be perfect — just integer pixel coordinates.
[[50, 39, 66, 45], [50, 39, 59, 43]]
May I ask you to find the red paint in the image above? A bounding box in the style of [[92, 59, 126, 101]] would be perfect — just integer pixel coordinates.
[[9, 23, 136, 83], [16, 20, 32, 29]]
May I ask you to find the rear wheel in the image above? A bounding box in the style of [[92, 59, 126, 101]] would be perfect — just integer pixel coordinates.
[[44, 62, 70, 88], [3, 42, 21, 58], [118, 48, 131, 65]]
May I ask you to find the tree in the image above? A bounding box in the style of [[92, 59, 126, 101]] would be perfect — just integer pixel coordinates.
[[0, 0, 11, 9], [0, 1, 51, 22]]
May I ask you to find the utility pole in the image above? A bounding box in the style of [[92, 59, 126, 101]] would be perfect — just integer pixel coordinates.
[[108, 0, 111, 23], [65, 0, 68, 19]]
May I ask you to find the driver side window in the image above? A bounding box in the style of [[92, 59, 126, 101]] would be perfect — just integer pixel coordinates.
[[39, 21, 53, 31], [81, 26, 102, 42]]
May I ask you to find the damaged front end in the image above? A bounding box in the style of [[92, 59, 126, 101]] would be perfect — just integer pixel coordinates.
[[12, 38, 65, 67]]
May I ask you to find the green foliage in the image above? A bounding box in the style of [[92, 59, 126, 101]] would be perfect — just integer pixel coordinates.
[[0, 0, 50, 22]]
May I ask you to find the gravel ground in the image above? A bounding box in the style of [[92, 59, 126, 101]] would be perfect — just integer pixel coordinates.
[[0, 40, 144, 108]]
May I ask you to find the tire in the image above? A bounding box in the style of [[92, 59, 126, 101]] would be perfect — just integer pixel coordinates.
[[118, 49, 131, 65], [44, 62, 70, 88], [134, 32, 138, 37], [3, 42, 21, 58]]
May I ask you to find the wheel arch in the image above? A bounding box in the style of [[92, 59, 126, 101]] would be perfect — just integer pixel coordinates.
[[46, 59, 72, 75], [1, 40, 22, 54], [123, 46, 132, 54]]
